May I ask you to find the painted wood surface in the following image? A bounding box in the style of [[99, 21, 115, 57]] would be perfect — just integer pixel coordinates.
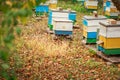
[[98, 46, 120, 55], [83, 16, 107, 26], [105, 7, 118, 13], [52, 11, 69, 18], [83, 25, 99, 32], [104, 0, 119, 18], [85, 1, 98, 6], [84, 0, 98, 9], [105, 11, 119, 16], [53, 19, 73, 31], [35, 5, 49, 12], [54, 30, 72, 35], [49, 3, 57, 9], [99, 21, 120, 38], [86, 6, 97, 9], [48, 10, 76, 25], [83, 30, 97, 38], [99, 35, 120, 49], [84, 38, 97, 43]]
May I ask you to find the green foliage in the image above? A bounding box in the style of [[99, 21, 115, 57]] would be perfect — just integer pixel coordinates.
[[58, 1, 92, 15], [0, 0, 46, 80], [85, 59, 101, 68]]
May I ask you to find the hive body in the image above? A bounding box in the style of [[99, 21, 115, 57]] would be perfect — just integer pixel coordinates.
[[98, 21, 120, 55], [82, 16, 107, 43]]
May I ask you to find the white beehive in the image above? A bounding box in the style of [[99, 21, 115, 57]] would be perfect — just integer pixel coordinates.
[[53, 19, 73, 35]]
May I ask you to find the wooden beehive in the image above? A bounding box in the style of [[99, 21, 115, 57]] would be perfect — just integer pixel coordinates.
[[48, 9, 76, 30], [35, 4, 49, 16], [104, 0, 119, 19], [53, 19, 73, 35], [98, 21, 120, 55], [84, 0, 98, 10], [82, 15, 107, 43], [49, 0, 57, 9]]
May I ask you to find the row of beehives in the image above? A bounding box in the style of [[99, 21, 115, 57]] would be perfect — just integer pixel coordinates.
[[35, 0, 119, 19], [35, 0, 98, 16], [35, 0, 58, 16], [78, 0, 119, 19], [35, 0, 77, 37], [82, 13, 120, 55], [48, 8, 76, 37], [77, 0, 98, 10], [35, 0, 120, 56], [103, 0, 119, 19]]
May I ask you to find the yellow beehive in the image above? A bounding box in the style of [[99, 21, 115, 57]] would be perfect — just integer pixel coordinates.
[[84, 0, 98, 10], [49, 3, 57, 9], [98, 21, 120, 55], [99, 35, 120, 49]]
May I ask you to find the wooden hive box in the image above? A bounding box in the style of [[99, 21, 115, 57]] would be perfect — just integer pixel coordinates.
[[49, 0, 57, 9], [53, 19, 73, 35], [35, 5, 49, 16], [104, 0, 119, 19], [84, 0, 98, 10], [98, 21, 120, 55], [48, 9, 76, 30], [82, 15, 107, 43]]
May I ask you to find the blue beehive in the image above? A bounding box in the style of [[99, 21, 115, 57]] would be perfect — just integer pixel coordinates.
[[35, 5, 49, 16], [48, 9, 76, 30], [69, 11, 76, 23], [82, 15, 107, 43], [104, 0, 119, 19], [106, 1, 111, 7]]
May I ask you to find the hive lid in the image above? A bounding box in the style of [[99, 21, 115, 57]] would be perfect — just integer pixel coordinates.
[[53, 19, 73, 22], [99, 21, 120, 27], [39, 3, 49, 6], [83, 15, 107, 20]]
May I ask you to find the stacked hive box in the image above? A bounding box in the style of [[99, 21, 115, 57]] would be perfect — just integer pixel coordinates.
[[104, 0, 119, 19], [53, 19, 73, 35], [84, 0, 98, 10], [49, 0, 57, 9], [82, 15, 107, 43], [98, 21, 120, 55], [48, 9, 76, 30], [35, 5, 49, 16]]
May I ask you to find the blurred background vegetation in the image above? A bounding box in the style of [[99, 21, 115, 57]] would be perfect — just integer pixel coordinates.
[[0, 0, 46, 80]]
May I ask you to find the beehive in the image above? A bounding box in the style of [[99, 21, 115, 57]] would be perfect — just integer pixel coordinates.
[[98, 21, 120, 55], [84, 0, 98, 10], [82, 15, 107, 43], [53, 19, 73, 35], [49, 0, 57, 9], [104, 0, 119, 19], [35, 5, 49, 16], [48, 9, 76, 30]]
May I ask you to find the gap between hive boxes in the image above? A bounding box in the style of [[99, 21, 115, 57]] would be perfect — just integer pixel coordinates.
[[73, 24, 80, 29], [82, 40, 120, 64]]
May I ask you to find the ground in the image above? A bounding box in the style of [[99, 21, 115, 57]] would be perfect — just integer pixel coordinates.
[[15, 1, 120, 80]]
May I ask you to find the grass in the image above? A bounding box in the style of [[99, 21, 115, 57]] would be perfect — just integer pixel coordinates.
[[14, 1, 120, 80]]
